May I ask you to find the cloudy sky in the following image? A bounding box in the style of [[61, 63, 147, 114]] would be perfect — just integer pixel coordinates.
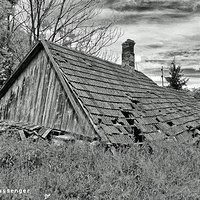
[[101, 0, 200, 88]]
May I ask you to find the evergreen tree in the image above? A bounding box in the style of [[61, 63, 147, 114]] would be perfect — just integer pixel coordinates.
[[165, 58, 189, 90]]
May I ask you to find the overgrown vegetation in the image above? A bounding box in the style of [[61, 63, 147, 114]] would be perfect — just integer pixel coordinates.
[[0, 129, 200, 200]]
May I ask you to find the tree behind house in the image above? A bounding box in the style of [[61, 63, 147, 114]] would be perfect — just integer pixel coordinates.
[[15, 0, 122, 60], [0, 0, 122, 87], [165, 59, 189, 90]]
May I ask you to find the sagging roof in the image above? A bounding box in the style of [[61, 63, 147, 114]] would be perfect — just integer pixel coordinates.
[[45, 41, 200, 144], [1, 40, 200, 145]]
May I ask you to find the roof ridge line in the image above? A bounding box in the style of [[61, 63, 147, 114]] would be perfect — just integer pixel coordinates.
[[46, 40, 121, 67]]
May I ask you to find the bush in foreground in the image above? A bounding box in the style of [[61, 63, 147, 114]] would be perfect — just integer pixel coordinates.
[[0, 130, 200, 200]]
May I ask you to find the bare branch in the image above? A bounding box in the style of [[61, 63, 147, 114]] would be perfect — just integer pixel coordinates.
[[8, 0, 122, 62]]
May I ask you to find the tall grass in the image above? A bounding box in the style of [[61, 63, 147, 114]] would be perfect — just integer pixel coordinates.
[[0, 130, 200, 200]]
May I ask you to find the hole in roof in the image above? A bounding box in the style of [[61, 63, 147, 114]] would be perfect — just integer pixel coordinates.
[[156, 117, 160, 122], [192, 129, 200, 138], [154, 124, 160, 130], [121, 110, 135, 125], [133, 126, 144, 143], [130, 104, 136, 109], [186, 125, 192, 130], [64, 58, 69, 63], [115, 126, 122, 133], [111, 118, 118, 124], [131, 99, 140, 105], [121, 110, 130, 118], [192, 132, 198, 138], [98, 118, 102, 124], [167, 121, 174, 127], [159, 110, 162, 112], [127, 118, 135, 125], [118, 121, 124, 126]]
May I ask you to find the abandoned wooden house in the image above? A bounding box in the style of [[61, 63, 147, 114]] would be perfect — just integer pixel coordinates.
[[0, 39, 200, 146]]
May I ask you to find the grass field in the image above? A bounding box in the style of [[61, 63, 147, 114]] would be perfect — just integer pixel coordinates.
[[0, 130, 200, 200]]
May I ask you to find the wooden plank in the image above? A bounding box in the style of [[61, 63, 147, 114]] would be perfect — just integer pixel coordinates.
[[34, 53, 46, 125], [43, 67, 55, 126], [36, 127, 46, 136], [54, 85, 65, 130], [26, 58, 37, 122], [60, 98, 69, 130], [48, 74, 59, 127], [25, 124, 41, 131], [52, 84, 62, 129], [23, 63, 32, 122], [15, 79, 22, 121], [42, 128, 52, 139], [65, 106, 74, 131], [18, 130, 26, 140], [29, 53, 42, 123], [38, 58, 51, 124], [35, 127, 52, 138], [51, 77, 61, 128]]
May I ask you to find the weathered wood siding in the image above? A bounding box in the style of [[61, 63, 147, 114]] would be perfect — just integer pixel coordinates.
[[0, 50, 93, 136]]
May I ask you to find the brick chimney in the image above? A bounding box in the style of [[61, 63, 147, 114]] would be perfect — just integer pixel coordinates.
[[122, 39, 136, 69]]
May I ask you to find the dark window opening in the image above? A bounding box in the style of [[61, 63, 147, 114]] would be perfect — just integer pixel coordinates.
[[167, 121, 174, 126]]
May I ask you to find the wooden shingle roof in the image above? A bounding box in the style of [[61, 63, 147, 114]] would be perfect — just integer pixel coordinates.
[[1, 40, 200, 145], [44, 41, 200, 144]]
